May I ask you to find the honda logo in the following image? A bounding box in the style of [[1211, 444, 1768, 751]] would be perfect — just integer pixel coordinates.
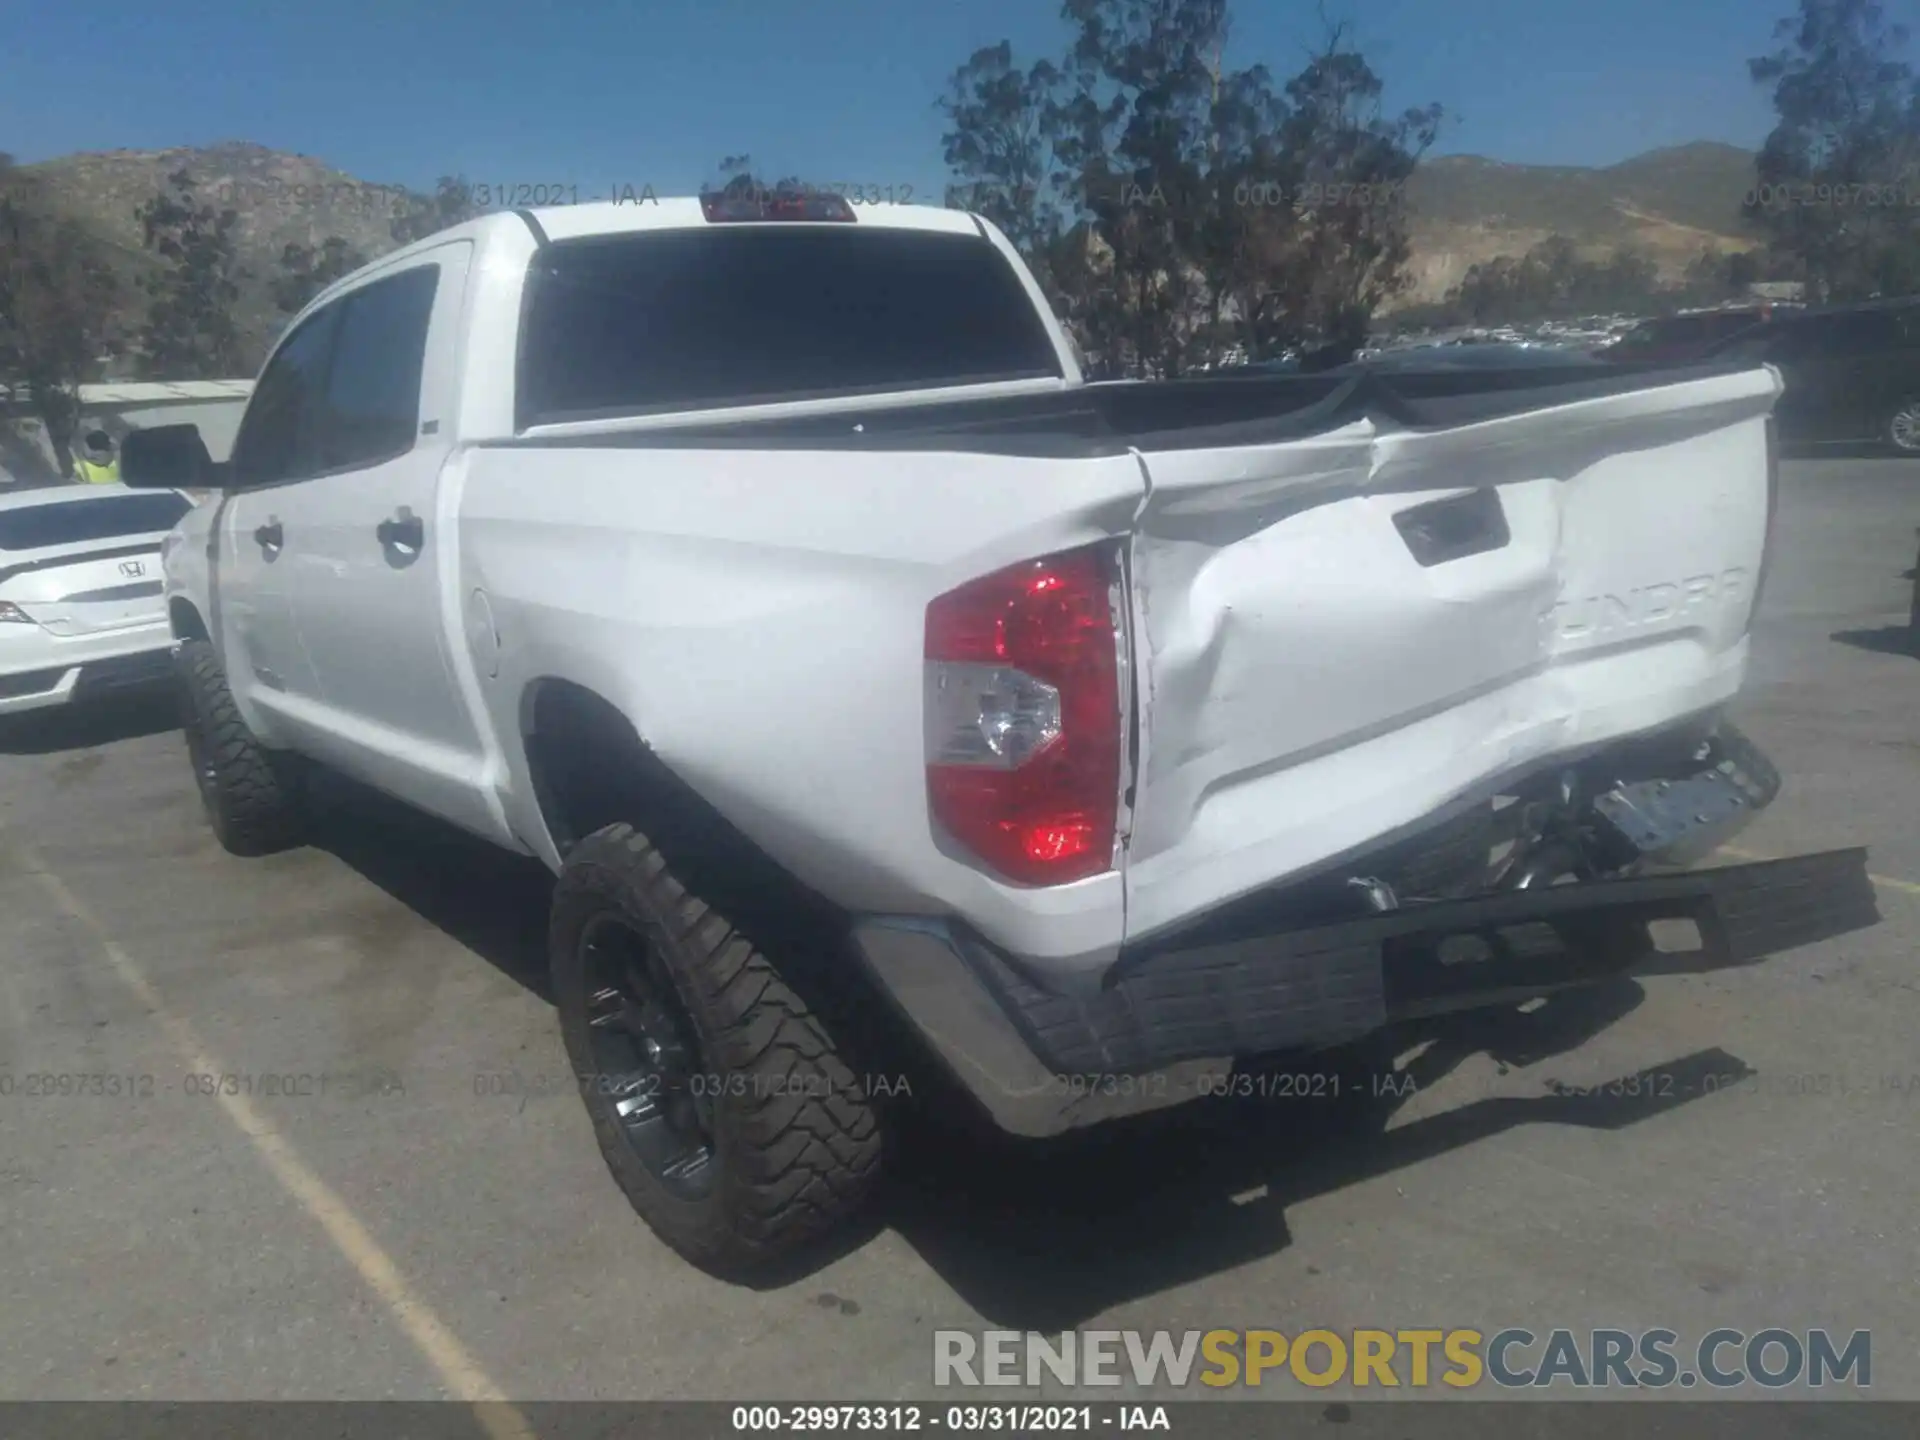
[[119, 559, 146, 578]]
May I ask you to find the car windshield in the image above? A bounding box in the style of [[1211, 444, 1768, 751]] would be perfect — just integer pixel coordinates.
[[0, 492, 191, 551]]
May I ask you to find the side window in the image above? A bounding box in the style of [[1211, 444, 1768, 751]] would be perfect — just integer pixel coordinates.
[[1706, 312, 1760, 342], [1709, 325, 1777, 363], [1660, 317, 1711, 346], [312, 264, 441, 472], [1817, 311, 1898, 354], [1761, 322, 1822, 361], [228, 305, 340, 487]]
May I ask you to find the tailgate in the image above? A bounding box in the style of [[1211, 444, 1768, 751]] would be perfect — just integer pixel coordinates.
[[1121, 365, 1782, 942]]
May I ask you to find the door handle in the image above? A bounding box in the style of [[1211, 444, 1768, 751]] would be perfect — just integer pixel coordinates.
[[253, 518, 283, 552], [376, 509, 424, 551]]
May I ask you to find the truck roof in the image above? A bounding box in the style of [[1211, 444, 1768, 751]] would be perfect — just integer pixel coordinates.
[[529, 197, 985, 244], [311, 198, 996, 317], [411, 198, 986, 254]]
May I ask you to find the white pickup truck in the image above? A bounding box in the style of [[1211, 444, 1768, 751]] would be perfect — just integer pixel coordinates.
[[123, 190, 1879, 1278]]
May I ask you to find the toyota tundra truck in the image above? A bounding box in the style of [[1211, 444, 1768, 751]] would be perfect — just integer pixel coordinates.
[[120, 189, 1880, 1278]]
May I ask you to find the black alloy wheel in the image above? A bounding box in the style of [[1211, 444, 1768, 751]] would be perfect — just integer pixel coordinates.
[[576, 912, 717, 1198]]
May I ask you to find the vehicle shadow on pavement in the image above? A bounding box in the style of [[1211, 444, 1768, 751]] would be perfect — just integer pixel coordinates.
[[302, 773, 558, 1002], [1831, 625, 1918, 660], [0, 689, 179, 755], [882, 981, 1753, 1332], [283, 778, 1760, 1314]]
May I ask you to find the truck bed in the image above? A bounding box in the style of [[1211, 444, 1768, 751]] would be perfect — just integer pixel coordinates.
[[466, 356, 1781, 975], [518, 355, 1750, 455]]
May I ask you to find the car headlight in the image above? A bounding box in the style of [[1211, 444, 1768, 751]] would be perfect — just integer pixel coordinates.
[[0, 600, 39, 625]]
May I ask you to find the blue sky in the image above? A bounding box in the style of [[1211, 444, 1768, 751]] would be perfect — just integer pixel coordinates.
[[3, 0, 1917, 193]]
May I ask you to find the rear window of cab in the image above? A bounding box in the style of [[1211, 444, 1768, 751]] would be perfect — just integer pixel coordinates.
[[514, 227, 1064, 427]]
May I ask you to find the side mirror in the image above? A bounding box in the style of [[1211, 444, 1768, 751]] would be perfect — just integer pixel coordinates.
[[121, 424, 215, 490]]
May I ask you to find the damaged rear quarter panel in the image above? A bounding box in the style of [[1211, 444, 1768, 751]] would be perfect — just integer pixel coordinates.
[[455, 439, 1150, 969]]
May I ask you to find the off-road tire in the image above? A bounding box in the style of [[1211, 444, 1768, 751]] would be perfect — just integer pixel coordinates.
[[175, 638, 307, 856], [550, 823, 883, 1277]]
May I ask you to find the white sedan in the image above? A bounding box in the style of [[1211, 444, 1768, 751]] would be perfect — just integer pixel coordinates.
[[0, 483, 194, 716]]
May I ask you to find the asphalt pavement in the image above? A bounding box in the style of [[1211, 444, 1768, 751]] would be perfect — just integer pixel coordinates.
[[1, 457, 1915, 1408]]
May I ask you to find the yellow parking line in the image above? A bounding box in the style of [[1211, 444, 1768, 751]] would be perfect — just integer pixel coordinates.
[[1718, 844, 1920, 897], [10, 841, 539, 1440]]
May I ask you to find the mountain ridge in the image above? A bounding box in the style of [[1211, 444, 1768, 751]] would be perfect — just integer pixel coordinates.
[[15, 138, 1761, 361]]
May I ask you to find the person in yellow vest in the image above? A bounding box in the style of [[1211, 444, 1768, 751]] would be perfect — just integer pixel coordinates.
[[73, 430, 120, 484]]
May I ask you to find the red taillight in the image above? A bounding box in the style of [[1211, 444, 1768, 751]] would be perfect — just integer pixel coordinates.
[[924, 546, 1122, 886]]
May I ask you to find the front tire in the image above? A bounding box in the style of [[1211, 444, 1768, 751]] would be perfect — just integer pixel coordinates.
[[550, 823, 883, 1277], [175, 639, 307, 856], [1886, 397, 1920, 455]]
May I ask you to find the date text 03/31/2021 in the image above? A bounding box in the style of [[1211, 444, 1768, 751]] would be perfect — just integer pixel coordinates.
[[0, 1071, 404, 1099], [731, 1406, 1169, 1433]]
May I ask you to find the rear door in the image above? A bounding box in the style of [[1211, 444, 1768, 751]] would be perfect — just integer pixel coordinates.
[[279, 245, 495, 836], [1119, 368, 1780, 939], [215, 300, 339, 728], [1764, 317, 1858, 442], [1814, 310, 1904, 440]]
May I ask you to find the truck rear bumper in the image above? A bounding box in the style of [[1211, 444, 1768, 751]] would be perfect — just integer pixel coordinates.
[[850, 847, 1880, 1138]]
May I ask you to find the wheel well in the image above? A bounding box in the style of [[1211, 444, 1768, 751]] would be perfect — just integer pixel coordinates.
[[169, 598, 209, 642], [521, 678, 937, 1102], [521, 679, 649, 857], [520, 679, 833, 930]]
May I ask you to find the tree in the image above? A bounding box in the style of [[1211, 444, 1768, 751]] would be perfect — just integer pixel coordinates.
[[1749, 0, 1920, 301], [1267, 31, 1441, 362], [1192, 63, 1298, 367], [1441, 235, 1670, 325], [1674, 245, 1777, 306], [713, 153, 759, 198], [702, 155, 809, 201], [1055, 0, 1233, 377], [136, 169, 250, 380], [271, 236, 368, 315], [937, 0, 1442, 378], [939, 45, 1074, 297], [391, 175, 479, 245], [0, 155, 123, 477]]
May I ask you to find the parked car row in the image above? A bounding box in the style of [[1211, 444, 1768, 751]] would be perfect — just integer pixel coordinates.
[[1378, 298, 1920, 454], [1698, 299, 1920, 453], [1600, 299, 1920, 452], [1597, 305, 1791, 363]]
